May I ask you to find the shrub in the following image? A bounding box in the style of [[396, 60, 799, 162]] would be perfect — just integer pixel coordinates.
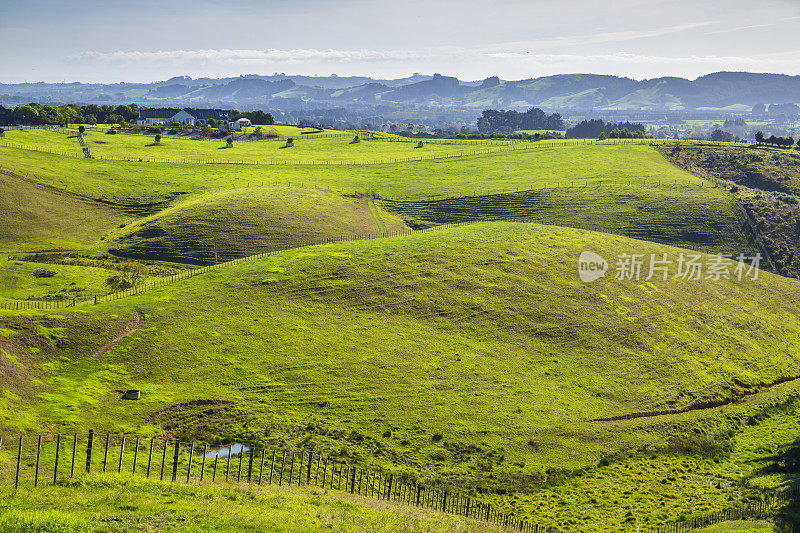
[[226, 137, 233, 147], [285, 137, 294, 148], [78, 125, 85, 134], [147, 126, 162, 134]]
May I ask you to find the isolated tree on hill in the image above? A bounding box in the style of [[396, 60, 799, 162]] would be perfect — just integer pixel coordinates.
[[755, 131, 764, 144], [285, 137, 294, 148], [78, 125, 85, 135], [154, 134, 161, 146], [709, 129, 735, 142], [106, 262, 149, 291], [226, 136, 233, 148]]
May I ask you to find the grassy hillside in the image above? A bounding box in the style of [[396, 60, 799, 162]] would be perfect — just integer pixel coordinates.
[[0, 171, 126, 252], [3, 222, 800, 530], [0, 141, 720, 204], [656, 144, 800, 278], [0, 129, 522, 164], [100, 186, 408, 264], [381, 185, 756, 257], [657, 144, 800, 195], [0, 473, 502, 533]]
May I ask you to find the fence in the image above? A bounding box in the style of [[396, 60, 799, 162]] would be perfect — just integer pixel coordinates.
[[0, 171, 752, 313], [0, 222, 481, 311], [0, 136, 762, 167], [649, 490, 793, 532], [0, 430, 560, 533]]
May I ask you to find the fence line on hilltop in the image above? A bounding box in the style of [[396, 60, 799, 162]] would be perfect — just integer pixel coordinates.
[[0, 137, 764, 167], [0, 430, 561, 533]]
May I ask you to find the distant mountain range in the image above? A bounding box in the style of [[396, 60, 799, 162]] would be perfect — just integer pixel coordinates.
[[2, 72, 799, 114]]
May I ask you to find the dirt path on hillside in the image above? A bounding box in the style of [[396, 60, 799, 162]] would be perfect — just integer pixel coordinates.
[[590, 375, 800, 422], [93, 310, 145, 358]]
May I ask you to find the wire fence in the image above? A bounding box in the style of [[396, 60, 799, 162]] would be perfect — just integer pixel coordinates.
[[0, 137, 765, 167], [0, 169, 752, 313], [0, 431, 561, 533], [0, 222, 478, 311]]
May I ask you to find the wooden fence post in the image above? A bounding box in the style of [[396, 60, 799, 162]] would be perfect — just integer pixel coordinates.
[[147, 438, 154, 478], [70, 434, 77, 478], [225, 445, 232, 482], [14, 436, 22, 489], [118, 434, 126, 473], [306, 451, 312, 485], [133, 437, 140, 474], [298, 452, 303, 485], [34, 435, 42, 487], [288, 452, 294, 486], [200, 445, 207, 482], [237, 447, 243, 483], [187, 442, 194, 482], [213, 454, 218, 482], [103, 433, 110, 472], [171, 441, 180, 482], [279, 450, 286, 486], [269, 451, 276, 485], [258, 448, 265, 485], [85, 430, 94, 473], [53, 433, 61, 484]]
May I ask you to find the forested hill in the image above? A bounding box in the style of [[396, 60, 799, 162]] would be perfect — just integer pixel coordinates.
[[2, 71, 799, 113]]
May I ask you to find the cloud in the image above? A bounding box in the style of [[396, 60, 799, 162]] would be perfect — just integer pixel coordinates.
[[481, 22, 714, 52], [75, 48, 423, 64]]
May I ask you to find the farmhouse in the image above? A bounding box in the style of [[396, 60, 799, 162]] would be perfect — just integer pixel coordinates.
[[137, 108, 232, 126]]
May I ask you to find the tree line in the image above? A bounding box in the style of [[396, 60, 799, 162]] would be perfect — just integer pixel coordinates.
[[477, 108, 564, 134], [7, 103, 140, 126], [565, 119, 646, 139], [755, 131, 798, 148], [2, 103, 275, 127]]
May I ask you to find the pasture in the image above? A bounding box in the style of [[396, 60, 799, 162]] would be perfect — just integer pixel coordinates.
[[1, 125, 798, 530], [2, 222, 800, 530], [0, 128, 531, 164]]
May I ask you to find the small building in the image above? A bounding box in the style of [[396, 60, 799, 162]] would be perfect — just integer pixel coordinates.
[[228, 117, 252, 131]]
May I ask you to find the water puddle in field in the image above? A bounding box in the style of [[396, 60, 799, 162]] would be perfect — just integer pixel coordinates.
[[203, 443, 251, 458]]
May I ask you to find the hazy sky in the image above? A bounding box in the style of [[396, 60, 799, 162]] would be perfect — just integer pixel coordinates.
[[1, 0, 799, 83]]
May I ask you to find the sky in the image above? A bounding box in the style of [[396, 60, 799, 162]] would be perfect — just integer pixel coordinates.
[[0, 0, 799, 83]]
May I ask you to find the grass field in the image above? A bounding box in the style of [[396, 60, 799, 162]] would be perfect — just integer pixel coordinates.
[[3, 127, 800, 530], [0, 141, 708, 204], [0, 473, 503, 533], [0, 128, 526, 164], [3, 222, 800, 530]]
